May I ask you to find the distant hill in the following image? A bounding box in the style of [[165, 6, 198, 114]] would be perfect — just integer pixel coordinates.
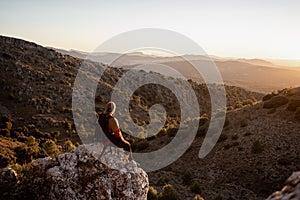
[[57, 49, 300, 93]]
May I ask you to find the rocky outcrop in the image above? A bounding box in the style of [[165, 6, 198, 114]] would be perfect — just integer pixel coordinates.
[[3, 144, 149, 200], [267, 171, 300, 200], [0, 168, 18, 197]]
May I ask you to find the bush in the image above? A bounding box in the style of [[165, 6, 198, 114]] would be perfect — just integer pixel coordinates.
[[240, 119, 248, 127], [190, 182, 202, 194], [0, 116, 12, 129], [51, 131, 60, 138], [193, 194, 204, 200], [158, 184, 178, 200], [42, 140, 60, 156], [15, 145, 32, 164], [157, 177, 169, 186], [217, 134, 228, 143], [224, 142, 240, 150], [10, 131, 23, 138], [65, 121, 72, 130], [147, 186, 158, 200], [182, 171, 193, 185], [251, 140, 264, 154], [0, 152, 15, 167], [262, 93, 276, 101], [63, 139, 76, 152], [231, 134, 238, 140], [32, 128, 51, 139], [6, 121, 12, 130], [26, 136, 36, 146], [17, 135, 28, 143], [0, 129, 10, 137], [9, 163, 30, 176]]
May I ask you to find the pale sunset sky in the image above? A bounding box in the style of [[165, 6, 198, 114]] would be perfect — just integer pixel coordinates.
[[0, 0, 299, 60]]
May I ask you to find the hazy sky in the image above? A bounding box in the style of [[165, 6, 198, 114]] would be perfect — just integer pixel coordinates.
[[0, 0, 299, 59]]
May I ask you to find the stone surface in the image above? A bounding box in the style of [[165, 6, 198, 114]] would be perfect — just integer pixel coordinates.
[[267, 171, 300, 200], [0, 167, 18, 197], [28, 144, 148, 200], [4, 144, 149, 200]]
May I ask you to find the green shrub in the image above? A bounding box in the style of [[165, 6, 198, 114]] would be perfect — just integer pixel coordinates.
[[234, 101, 243, 109], [251, 140, 264, 154], [182, 171, 193, 185], [231, 134, 238, 140], [65, 121, 72, 130], [6, 121, 12, 130], [15, 145, 32, 164], [9, 163, 30, 176], [10, 130, 23, 138], [240, 119, 248, 127], [147, 186, 158, 200], [42, 140, 60, 156], [224, 142, 240, 150], [26, 136, 36, 146], [190, 182, 202, 194], [0, 129, 10, 137], [0, 152, 15, 167], [193, 194, 204, 200], [64, 139, 76, 152], [157, 177, 169, 186], [32, 128, 51, 139], [217, 134, 228, 143], [0, 116, 12, 129], [51, 131, 60, 138], [158, 184, 178, 200], [262, 93, 276, 101], [17, 135, 28, 142], [226, 106, 234, 111]]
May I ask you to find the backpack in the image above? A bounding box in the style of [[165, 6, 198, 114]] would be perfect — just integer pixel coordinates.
[[96, 113, 114, 143]]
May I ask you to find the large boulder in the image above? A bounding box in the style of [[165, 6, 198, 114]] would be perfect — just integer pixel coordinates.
[[16, 144, 149, 200], [263, 96, 289, 109], [267, 171, 300, 200], [0, 168, 18, 197]]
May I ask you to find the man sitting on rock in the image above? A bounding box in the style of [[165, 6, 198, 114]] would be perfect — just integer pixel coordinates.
[[98, 101, 132, 160]]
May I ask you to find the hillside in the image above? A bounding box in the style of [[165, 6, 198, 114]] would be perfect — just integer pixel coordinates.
[[0, 35, 263, 169], [146, 88, 300, 199], [2, 36, 299, 199]]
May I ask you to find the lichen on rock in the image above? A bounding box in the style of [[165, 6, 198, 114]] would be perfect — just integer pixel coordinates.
[[1, 143, 149, 200]]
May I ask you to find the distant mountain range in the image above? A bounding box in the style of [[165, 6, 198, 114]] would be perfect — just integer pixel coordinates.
[[54, 48, 300, 93]]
